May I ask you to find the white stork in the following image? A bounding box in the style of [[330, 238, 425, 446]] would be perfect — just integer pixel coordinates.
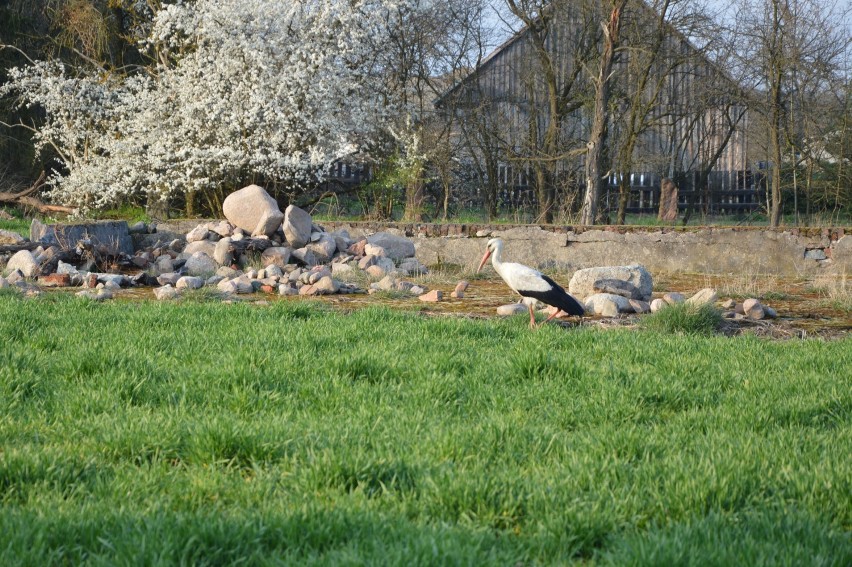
[[477, 238, 584, 328]]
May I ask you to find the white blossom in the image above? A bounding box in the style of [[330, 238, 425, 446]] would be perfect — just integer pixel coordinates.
[[1, 0, 410, 212]]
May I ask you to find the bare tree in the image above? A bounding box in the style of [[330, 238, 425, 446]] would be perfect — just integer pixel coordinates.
[[505, 0, 598, 223], [580, 0, 627, 225], [734, 0, 849, 226]]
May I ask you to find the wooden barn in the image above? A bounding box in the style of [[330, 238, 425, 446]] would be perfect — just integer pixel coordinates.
[[437, 0, 757, 219]]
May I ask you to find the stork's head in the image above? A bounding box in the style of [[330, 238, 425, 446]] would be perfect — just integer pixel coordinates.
[[477, 238, 503, 272]]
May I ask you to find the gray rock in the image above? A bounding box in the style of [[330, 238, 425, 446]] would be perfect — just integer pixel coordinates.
[[260, 246, 291, 268], [584, 293, 631, 317], [313, 276, 339, 294], [629, 299, 651, 313], [98, 274, 127, 287], [331, 231, 352, 254], [251, 209, 285, 238], [217, 279, 238, 294], [222, 185, 284, 236], [128, 221, 147, 234], [569, 265, 653, 301], [686, 288, 718, 306], [764, 306, 778, 319], [282, 205, 313, 248], [216, 266, 240, 278], [366, 232, 416, 260], [7, 250, 38, 278], [31, 219, 133, 256], [331, 262, 353, 276], [306, 233, 337, 263], [593, 278, 641, 299], [662, 292, 685, 305], [155, 255, 175, 274], [6, 269, 25, 283], [804, 249, 827, 260], [231, 276, 255, 294], [278, 283, 298, 295], [650, 298, 668, 313], [307, 268, 332, 284], [154, 285, 180, 300], [358, 254, 378, 270], [214, 237, 234, 266], [376, 257, 396, 274], [376, 275, 398, 291], [100, 280, 121, 291], [185, 225, 209, 242], [0, 275, 8, 289], [207, 220, 234, 237], [497, 304, 527, 316], [365, 265, 387, 278], [183, 240, 217, 257], [76, 288, 113, 301], [185, 252, 218, 276], [743, 298, 765, 320], [0, 229, 25, 245], [720, 298, 736, 310], [157, 273, 181, 286], [56, 261, 78, 275], [291, 247, 317, 267], [13, 280, 40, 296], [399, 258, 428, 275], [176, 276, 205, 290], [364, 243, 386, 257]]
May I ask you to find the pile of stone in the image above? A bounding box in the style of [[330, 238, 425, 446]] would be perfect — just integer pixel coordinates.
[[719, 298, 778, 320], [495, 263, 779, 322], [0, 185, 429, 301]]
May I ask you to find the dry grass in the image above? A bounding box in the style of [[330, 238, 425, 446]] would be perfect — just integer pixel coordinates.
[[810, 271, 850, 299]]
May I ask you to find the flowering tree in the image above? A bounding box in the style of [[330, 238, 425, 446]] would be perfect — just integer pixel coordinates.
[[1, 0, 404, 213]]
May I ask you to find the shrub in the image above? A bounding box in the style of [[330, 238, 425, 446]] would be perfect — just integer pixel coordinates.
[[640, 302, 722, 335]]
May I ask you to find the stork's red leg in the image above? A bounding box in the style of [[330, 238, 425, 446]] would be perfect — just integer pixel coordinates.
[[528, 302, 537, 329], [539, 308, 565, 327]]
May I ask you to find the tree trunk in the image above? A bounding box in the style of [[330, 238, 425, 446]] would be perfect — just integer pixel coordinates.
[[402, 160, 425, 222], [581, 2, 624, 226], [0, 172, 75, 215], [616, 177, 630, 224]]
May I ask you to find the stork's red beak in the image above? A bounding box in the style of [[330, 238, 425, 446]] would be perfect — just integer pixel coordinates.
[[477, 249, 491, 273]]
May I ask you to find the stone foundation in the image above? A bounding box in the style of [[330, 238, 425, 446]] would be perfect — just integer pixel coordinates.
[[317, 222, 850, 277]]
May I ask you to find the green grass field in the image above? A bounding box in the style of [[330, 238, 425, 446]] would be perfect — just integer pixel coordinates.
[[1, 294, 850, 565]]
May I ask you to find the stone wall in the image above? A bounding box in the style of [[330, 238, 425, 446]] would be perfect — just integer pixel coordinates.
[[319, 222, 850, 276]]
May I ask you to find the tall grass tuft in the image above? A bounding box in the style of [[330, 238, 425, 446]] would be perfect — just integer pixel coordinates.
[[640, 302, 723, 335]]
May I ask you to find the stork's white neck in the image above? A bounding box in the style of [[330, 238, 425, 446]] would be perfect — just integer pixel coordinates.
[[490, 241, 507, 277]]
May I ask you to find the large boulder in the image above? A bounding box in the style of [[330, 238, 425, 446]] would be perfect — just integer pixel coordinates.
[[222, 185, 284, 237], [282, 205, 313, 249], [184, 252, 218, 276], [366, 232, 415, 260], [31, 219, 134, 256], [6, 250, 38, 277], [306, 233, 337, 263], [569, 265, 653, 301], [584, 293, 631, 317]]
